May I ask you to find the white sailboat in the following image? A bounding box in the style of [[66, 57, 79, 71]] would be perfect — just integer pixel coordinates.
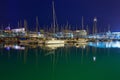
[[45, 1, 65, 44], [45, 38, 64, 44]]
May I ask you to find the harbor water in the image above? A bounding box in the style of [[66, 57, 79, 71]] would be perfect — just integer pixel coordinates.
[[0, 42, 120, 80]]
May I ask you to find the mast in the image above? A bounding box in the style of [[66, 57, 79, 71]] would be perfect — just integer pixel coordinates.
[[92, 23, 95, 35], [108, 24, 110, 32], [82, 16, 84, 30], [86, 25, 89, 35], [20, 20, 22, 28], [76, 24, 77, 30], [24, 19, 28, 36], [52, 1, 56, 33], [36, 16, 39, 34], [66, 21, 68, 30], [65, 21, 69, 32], [1, 24, 3, 30], [50, 23, 53, 33], [18, 21, 20, 28], [68, 24, 71, 31], [56, 23, 59, 32]]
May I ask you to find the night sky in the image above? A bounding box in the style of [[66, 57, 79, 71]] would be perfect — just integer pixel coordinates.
[[0, 0, 120, 32]]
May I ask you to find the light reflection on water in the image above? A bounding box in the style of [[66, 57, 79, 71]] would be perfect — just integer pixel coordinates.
[[88, 41, 120, 48], [45, 44, 65, 50], [2, 43, 87, 51], [4, 44, 25, 50], [1, 41, 120, 51], [1, 41, 120, 52], [0, 41, 119, 64]]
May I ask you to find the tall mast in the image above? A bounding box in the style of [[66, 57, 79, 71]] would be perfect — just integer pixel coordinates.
[[1, 24, 3, 30], [52, 1, 56, 33], [108, 24, 110, 32], [24, 19, 28, 36], [76, 24, 77, 30], [20, 20, 22, 28], [68, 24, 71, 31], [50, 23, 53, 33], [86, 25, 89, 35], [66, 21, 68, 32], [36, 16, 39, 34], [82, 16, 84, 30], [18, 21, 20, 28], [92, 23, 94, 34]]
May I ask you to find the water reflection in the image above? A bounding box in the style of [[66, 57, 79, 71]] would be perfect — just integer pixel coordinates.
[[45, 50, 55, 56], [0, 42, 120, 80], [74, 43, 87, 48], [4, 44, 25, 50], [88, 41, 120, 48], [0, 42, 119, 79], [0, 41, 114, 64], [93, 56, 96, 61], [45, 44, 65, 50]]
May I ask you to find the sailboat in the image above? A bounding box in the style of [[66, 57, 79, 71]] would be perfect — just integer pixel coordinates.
[[45, 1, 65, 44], [76, 16, 88, 43]]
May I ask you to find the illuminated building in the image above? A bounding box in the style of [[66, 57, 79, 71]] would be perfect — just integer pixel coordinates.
[[11, 28, 25, 33]]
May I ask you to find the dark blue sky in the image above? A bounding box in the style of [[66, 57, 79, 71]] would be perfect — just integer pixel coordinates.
[[0, 0, 120, 31]]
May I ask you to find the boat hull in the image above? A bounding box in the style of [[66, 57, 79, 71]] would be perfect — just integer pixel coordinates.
[[45, 40, 65, 44]]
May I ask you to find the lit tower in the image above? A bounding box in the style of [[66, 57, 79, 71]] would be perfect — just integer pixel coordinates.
[[93, 17, 97, 34]]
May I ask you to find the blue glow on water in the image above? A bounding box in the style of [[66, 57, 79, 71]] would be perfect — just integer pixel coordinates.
[[5, 47, 10, 50], [4, 44, 25, 50], [88, 41, 120, 48]]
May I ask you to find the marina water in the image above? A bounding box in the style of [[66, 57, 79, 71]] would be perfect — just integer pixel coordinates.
[[0, 42, 120, 80]]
